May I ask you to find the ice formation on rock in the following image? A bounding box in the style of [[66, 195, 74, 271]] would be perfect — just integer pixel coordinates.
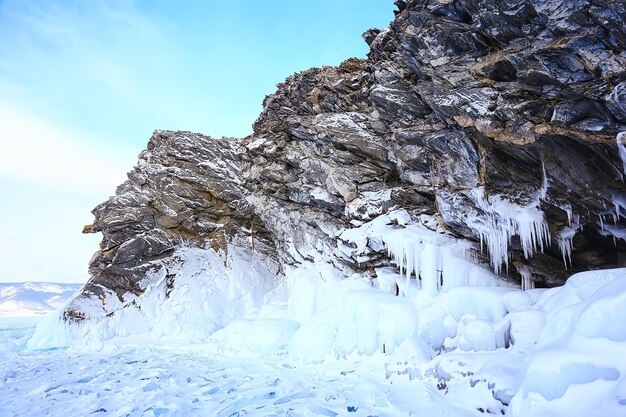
[[338, 211, 504, 297], [467, 188, 551, 274], [28, 245, 282, 350], [26, 252, 626, 416]]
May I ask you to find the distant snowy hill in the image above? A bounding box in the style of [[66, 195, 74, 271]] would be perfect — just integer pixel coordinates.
[[0, 282, 82, 317]]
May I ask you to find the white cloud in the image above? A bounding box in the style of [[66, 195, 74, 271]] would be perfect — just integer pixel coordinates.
[[0, 102, 140, 283], [0, 1, 164, 283], [0, 100, 135, 192], [0, 205, 102, 283]]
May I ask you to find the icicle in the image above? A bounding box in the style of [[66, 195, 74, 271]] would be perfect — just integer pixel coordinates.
[[613, 194, 626, 222], [617, 132, 626, 177], [413, 243, 422, 290], [405, 240, 411, 297], [419, 244, 441, 296], [467, 187, 551, 274], [556, 214, 580, 268], [518, 266, 534, 291], [599, 214, 605, 232], [539, 160, 549, 199], [403, 239, 412, 281], [557, 236, 573, 268], [558, 201, 574, 226], [379, 212, 505, 296]]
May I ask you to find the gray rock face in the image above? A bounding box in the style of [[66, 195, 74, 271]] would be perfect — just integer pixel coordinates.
[[69, 0, 625, 320], [70, 131, 276, 319]]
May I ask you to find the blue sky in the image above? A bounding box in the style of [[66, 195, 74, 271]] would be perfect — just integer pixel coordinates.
[[0, 1, 393, 283]]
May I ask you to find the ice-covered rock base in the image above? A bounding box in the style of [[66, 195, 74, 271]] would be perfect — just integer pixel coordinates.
[[26, 246, 626, 416], [28, 244, 282, 350]]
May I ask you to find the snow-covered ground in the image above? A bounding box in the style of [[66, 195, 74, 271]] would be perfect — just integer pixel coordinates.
[[2, 265, 625, 416], [2, 211, 625, 416], [0, 321, 474, 417]]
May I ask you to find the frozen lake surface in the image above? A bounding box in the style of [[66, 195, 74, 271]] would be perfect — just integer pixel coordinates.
[[0, 317, 468, 417], [3, 267, 626, 416]]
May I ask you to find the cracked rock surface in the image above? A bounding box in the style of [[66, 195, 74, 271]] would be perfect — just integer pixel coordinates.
[[69, 0, 626, 319]]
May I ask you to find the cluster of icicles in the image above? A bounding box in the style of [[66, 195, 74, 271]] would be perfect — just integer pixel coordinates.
[[380, 189, 579, 294], [356, 133, 626, 294], [466, 187, 571, 276]]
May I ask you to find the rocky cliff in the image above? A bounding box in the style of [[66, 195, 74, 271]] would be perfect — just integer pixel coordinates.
[[67, 0, 625, 324]]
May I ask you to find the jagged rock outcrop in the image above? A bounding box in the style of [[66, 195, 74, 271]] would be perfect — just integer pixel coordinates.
[[70, 131, 279, 320], [68, 0, 626, 320]]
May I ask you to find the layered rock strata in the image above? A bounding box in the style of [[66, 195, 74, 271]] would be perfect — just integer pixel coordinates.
[[68, 0, 626, 320]]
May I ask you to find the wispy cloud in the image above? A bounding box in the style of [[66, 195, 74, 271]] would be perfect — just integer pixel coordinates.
[[0, 1, 169, 283], [0, 0, 183, 141], [0, 100, 134, 192], [0, 101, 138, 283]]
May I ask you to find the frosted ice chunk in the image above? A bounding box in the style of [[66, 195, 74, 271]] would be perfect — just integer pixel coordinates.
[[389, 335, 434, 364], [446, 287, 510, 321], [502, 290, 532, 312], [574, 282, 626, 342], [509, 268, 626, 417], [375, 267, 400, 295], [285, 265, 419, 361], [508, 309, 546, 352], [385, 335, 435, 379], [456, 317, 509, 352], [520, 362, 619, 401]]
